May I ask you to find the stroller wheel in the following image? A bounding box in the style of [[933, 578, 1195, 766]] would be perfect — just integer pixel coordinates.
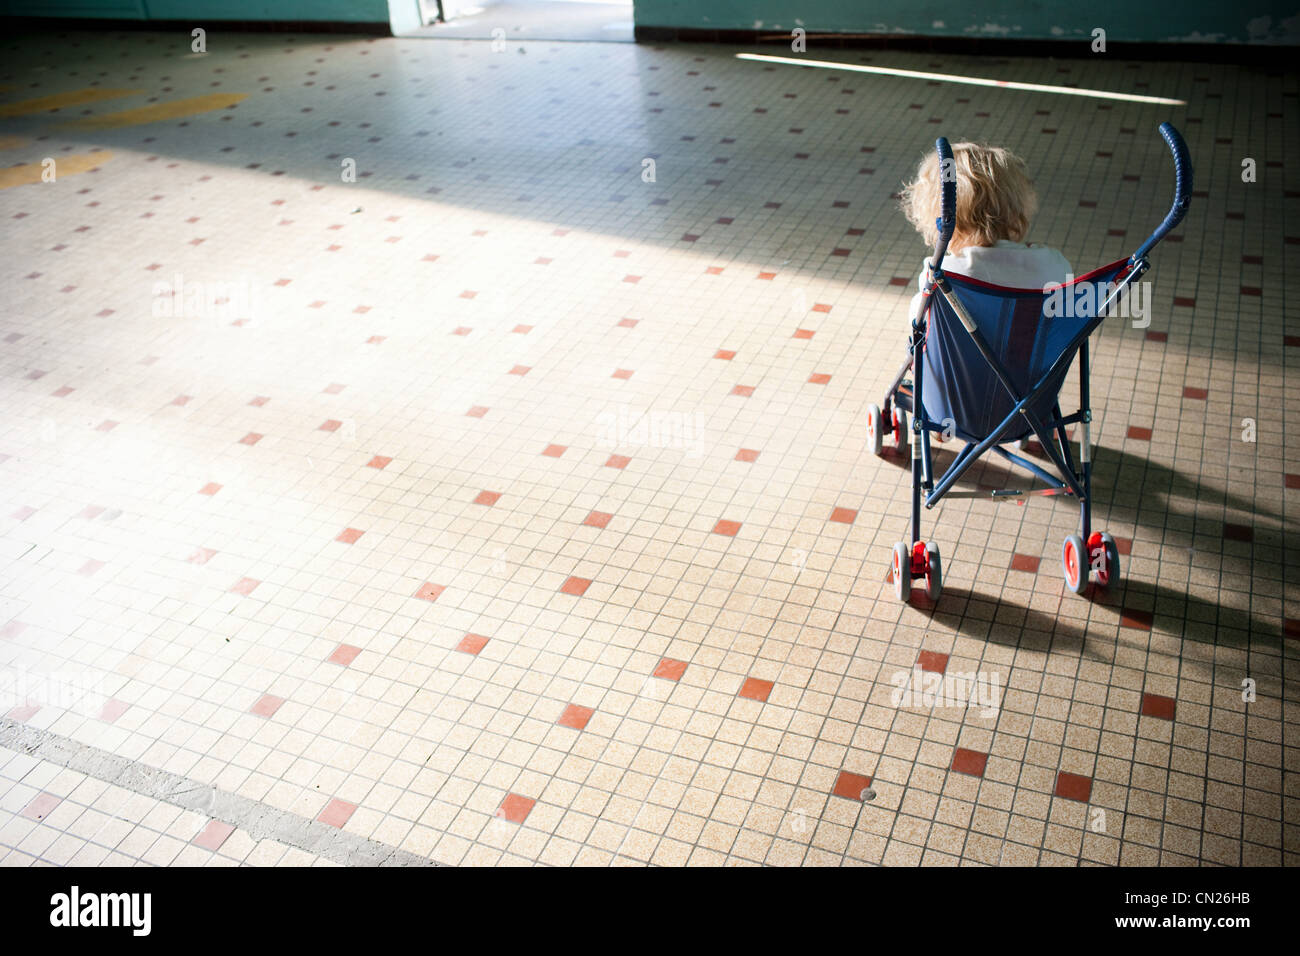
[[1090, 531, 1121, 588], [1062, 534, 1087, 595], [892, 541, 911, 601], [892, 407, 909, 456], [866, 404, 883, 456], [924, 542, 942, 602]]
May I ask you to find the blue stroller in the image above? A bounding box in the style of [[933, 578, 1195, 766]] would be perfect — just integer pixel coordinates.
[[866, 123, 1192, 602]]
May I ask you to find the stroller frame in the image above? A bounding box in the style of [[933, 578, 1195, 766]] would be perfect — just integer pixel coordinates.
[[867, 123, 1192, 602]]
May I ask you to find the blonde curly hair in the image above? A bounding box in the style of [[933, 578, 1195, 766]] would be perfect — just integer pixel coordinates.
[[900, 142, 1039, 252]]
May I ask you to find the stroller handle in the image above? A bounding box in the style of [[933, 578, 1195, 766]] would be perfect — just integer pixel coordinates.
[[1132, 122, 1192, 261], [932, 137, 957, 263]]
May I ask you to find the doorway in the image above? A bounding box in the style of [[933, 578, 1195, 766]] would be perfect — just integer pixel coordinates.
[[412, 0, 634, 43]]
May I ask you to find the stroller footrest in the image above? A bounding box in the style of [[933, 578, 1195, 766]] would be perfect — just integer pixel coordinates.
[[932, 485, 1075, 503]]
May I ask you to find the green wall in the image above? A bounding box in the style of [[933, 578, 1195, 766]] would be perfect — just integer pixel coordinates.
[[633, 0, 1300, 44], [5, 0, 1295, 43]]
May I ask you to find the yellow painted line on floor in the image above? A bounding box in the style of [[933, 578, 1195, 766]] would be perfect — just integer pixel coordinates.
[[0, 135, 29, 151], [0, 88, 144, 118], [0, 152, 113, 190], [57, 92, 249, 130]]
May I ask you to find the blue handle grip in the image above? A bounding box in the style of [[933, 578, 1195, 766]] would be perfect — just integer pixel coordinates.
[[935, 137, 956, 243], [1133, 122, 1192, 260]]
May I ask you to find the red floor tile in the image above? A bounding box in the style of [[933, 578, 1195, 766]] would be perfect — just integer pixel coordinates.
[[808, 373, 831, 385], [605, 454, 630, 469], [714, 349, 735, 360], [735, 448, 760, 463], [583, 510, 613, 529], [193, 820, 236, 850], [91, 693, 127, 721], [653, 657, 687, 681], [1121, 608, 1153, 630], [1054, 771, 1093, 803], [1140, 692, 1176, 720], [367, 455, 392, 469], [230, 577, 260, 596], [917, 650, 949, 674], [318, 798, 356, 828], [456, 633, 490, 655], [473, 490, 502, 506], [560, 576, 592, 596], [830, 507, 857, 524], [731, 385, 755, 397], [1010, 553, 1040, 573], [951, 748, 988, 777], [497, 793, 536, 824], [336, 528, 364, 544], [738, 677, 774, 702], [1127, 425, 1153, 441], [557, 703, 594, 730], [832, 770, 873, 800], [21, 792, 61, 821], [542, 444, 567, 457], [329, 644, 362, 666], [250, 694, 285, 718], [712, 519, 742, 536], [416, 582, 445, 601]]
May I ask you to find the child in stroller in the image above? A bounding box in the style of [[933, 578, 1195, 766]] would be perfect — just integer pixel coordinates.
[[866, 125, 1191, 604]]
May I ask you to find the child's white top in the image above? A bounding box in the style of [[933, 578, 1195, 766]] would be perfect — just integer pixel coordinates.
[[908, 240, 1072, 320]]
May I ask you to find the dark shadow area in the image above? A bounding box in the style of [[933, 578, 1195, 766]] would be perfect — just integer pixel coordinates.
[[920, 580, 1283, 668], [874, 435, 1284, 550]]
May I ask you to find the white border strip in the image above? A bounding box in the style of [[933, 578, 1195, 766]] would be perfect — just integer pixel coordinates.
[[735, 53, 1186, 105]]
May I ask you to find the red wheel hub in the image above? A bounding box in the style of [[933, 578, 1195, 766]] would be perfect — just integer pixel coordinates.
[[1088, 531, 1109, 584], [911, 541, 928, 575]]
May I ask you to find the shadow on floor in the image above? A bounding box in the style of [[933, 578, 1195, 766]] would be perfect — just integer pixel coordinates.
[[873, 434, 1281, 546]]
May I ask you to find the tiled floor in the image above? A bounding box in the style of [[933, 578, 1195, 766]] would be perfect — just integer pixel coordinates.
[[0, 28, 1295, 867]]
